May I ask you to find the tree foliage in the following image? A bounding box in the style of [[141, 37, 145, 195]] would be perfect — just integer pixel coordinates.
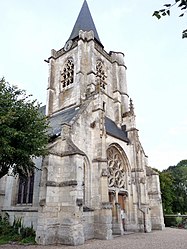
[[159, 159, 187, 214], [153, 0, 187, 38], [170, 160, 187, 214], [0, 78, 48, 179], [159, 171, 174, 214]]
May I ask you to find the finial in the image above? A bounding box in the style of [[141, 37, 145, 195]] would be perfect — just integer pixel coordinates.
[[130, 98, 134, 115]]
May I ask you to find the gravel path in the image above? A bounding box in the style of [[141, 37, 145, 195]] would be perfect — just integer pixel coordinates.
[[0, 228, 186, 249]]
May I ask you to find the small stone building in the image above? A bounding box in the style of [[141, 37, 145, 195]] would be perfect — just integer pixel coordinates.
[[0, 0, 164, 245]]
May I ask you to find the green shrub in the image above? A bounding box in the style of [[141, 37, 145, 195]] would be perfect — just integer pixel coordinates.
[[0, 212, 36, 244], [0, 212, 12, 235], [20, 224, 35, 238]]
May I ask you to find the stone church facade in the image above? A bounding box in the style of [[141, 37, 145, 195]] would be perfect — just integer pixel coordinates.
[[0, 1, 164, 246]]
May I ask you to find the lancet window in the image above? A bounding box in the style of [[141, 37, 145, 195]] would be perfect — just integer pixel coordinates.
[[60, 58, 74, 89], [96, 60, 107, 90], [17, 174, 34, 204], [107, 146, 126, 189]]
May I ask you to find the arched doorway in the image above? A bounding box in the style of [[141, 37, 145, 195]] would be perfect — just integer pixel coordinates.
[[107, 144, 130, 234]]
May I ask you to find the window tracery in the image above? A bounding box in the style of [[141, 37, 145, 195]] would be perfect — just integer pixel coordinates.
[[60, 58, 74, 89], [96, 60, 107, 90], [107, 147, 126, 189]]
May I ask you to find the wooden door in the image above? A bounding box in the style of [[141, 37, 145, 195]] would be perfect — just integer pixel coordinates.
[[118, 194, 125, 210], [118, 194, 126, 231]]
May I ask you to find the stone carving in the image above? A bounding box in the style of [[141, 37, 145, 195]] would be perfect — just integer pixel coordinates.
[[39, 199, 46, 207], [46, 180, 78, 187], [96, 60, 107, 90], [102, 202, 113, 209], [140, 176, 146, 184], [83, 206, 94, 212], [107, 147, 126, 188], [90, 121, 96, 128], [60, 58, 74, 89], [76, 198, 83, 207], [101, 169, 108, 177]]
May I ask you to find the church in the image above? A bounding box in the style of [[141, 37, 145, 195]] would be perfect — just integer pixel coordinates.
[[0, 1, 164, 245]]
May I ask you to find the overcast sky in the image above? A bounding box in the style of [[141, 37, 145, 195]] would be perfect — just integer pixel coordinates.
[[1, 0, 187, 170]]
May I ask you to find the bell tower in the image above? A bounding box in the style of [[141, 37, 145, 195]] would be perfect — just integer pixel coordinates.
[[46, 0, 103, 116], [46, 0, 129, 125]]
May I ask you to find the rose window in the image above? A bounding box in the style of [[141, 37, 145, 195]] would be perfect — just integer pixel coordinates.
[[107, 147, 126, 188]]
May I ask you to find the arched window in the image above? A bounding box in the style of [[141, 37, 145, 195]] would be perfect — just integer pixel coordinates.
[[107, 146, 128, 189], [17, 174, 34, 204], [96, 60, 107, 90], [60, 58, 74, 89]]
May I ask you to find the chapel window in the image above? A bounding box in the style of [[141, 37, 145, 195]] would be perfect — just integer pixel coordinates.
[[107, 147, 126, 189], [96, 60, 107, 90], [60, 58, 74, 89], [17, 174, 34, 205]]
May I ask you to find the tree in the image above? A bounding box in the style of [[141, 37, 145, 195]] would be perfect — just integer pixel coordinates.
[[170, 160, 187, 214], [0, 78, 48, 179], [176, 159, 187, 167], [159, 171, 174, 214], [153, 0, 187, 38], [160, 160, 187, 214]]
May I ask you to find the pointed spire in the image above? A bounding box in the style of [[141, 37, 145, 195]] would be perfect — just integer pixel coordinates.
[[68, 0, 102, 46]]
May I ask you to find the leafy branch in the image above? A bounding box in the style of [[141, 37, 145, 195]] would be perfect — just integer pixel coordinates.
[[0, 78, 49, 179], [153, 0, 187, 38]]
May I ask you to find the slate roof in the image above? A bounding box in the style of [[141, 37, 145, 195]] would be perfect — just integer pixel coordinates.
[[105, 117, 129, 143], [47, 106, 79, 137], [42, 106, 129, 143], [68, 0, 102, 46]]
